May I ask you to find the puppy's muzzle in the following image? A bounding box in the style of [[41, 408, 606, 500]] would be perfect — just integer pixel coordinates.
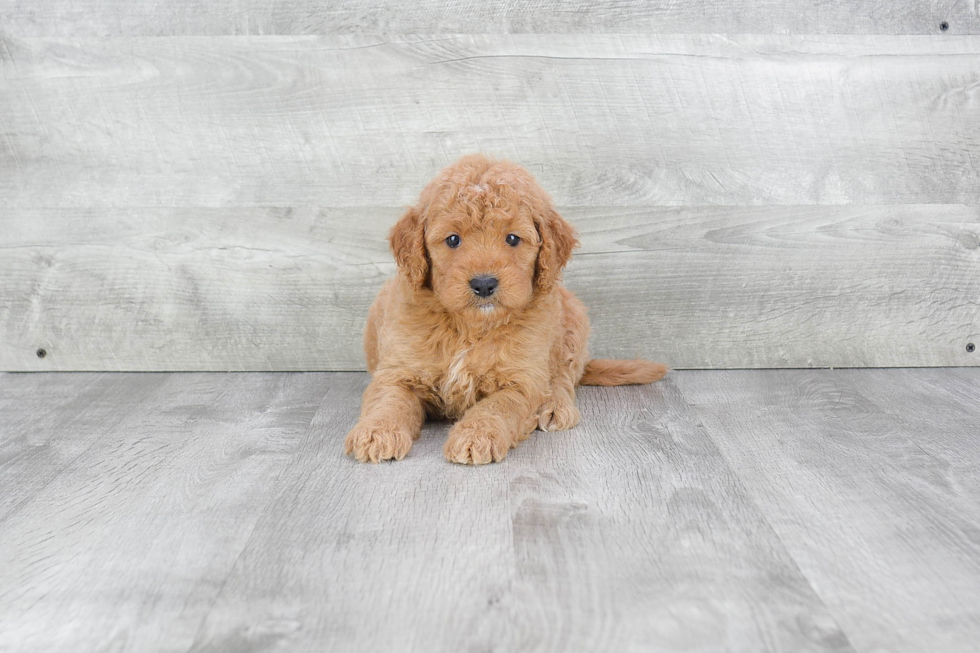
[[469, 275, 499, 298]]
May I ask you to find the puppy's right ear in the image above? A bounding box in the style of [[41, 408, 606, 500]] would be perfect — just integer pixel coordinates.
[[388, 206, 429, 290]]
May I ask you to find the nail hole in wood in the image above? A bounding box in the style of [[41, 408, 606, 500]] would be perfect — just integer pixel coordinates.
[[36, 348, 47, 358], [940, 21, 949, 31], [968, 343, 976, 353]]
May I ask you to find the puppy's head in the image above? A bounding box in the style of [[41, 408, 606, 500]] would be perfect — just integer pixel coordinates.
[[389, 155, 578, 319]]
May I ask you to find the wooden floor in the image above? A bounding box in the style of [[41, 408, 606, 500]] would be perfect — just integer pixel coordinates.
[[1, 369, 978, 652]]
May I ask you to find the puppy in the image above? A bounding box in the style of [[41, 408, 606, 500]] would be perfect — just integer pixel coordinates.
[[345, 154, 667, 464]]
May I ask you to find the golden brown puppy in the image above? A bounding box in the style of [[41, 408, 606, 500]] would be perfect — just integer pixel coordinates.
[[345, 154, 667, 465]]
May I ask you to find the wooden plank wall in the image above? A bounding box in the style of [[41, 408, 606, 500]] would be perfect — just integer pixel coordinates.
[[1, 4, 978, 370]]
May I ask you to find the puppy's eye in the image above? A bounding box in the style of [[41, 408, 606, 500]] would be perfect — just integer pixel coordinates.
[[505, 234, 521, 247], [445, 234, 461, 248]]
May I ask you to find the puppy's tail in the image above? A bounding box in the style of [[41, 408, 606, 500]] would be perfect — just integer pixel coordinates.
[[579, 359, 669, 386]]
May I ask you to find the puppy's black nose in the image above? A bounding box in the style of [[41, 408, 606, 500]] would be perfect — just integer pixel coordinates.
[[470, 275, 499, 297]]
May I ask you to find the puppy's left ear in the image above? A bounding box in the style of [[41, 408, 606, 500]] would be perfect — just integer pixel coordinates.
[[389, 206, 429, 290], [534, 207, 579, 294]]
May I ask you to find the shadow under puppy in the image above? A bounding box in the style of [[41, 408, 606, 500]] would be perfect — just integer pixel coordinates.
[[345, 154, 667, 464]]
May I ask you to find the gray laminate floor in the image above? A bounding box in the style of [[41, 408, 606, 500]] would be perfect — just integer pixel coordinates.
[[0, 369, 978, 653]]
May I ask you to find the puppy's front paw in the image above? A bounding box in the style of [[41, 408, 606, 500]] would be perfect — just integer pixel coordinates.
[[344, 420, 413, 463], [444, 421, 510, 465], [537, 398, 580, 432]]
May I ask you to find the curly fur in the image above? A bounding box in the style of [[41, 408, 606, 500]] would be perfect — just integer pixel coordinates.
[[345, 154, 668, 464]]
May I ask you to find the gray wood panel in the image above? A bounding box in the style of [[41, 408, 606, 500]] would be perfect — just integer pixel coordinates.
[[2, 205, 976, 371], [2, 35, 979, 208], [1, 0, 977, 36], [2, 33, 978, 371], [572, 204, 979, 369], [0, 372, 331, 652], [0, 372, 168, 522], [675, 369, 980, 653]]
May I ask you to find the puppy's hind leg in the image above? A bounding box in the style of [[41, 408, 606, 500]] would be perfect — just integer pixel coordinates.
[[538, 366, 582, 432], [538, 291, 589, 432]]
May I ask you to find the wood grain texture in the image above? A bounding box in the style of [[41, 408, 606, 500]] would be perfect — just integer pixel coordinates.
[[0, 372, 331, 652], [569, 204, 980, 369], [4, 369, 980, 651], [2, 35, 980, 208], [2, 205, 977, 371], [0, 372, 168, 522], [2, 33, 978, 370], [1, 0, 978, 36], [675, 368, 980, 653], [56, 372, 850, 653]]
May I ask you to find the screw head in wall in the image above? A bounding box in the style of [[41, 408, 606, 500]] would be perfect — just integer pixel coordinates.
[[940, 21, 949, 31], [968, 343, 976, 353], [36, 348, 47, 358]]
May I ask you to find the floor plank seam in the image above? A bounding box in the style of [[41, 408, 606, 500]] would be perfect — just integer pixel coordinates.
[[670, 374, 864, 653]]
